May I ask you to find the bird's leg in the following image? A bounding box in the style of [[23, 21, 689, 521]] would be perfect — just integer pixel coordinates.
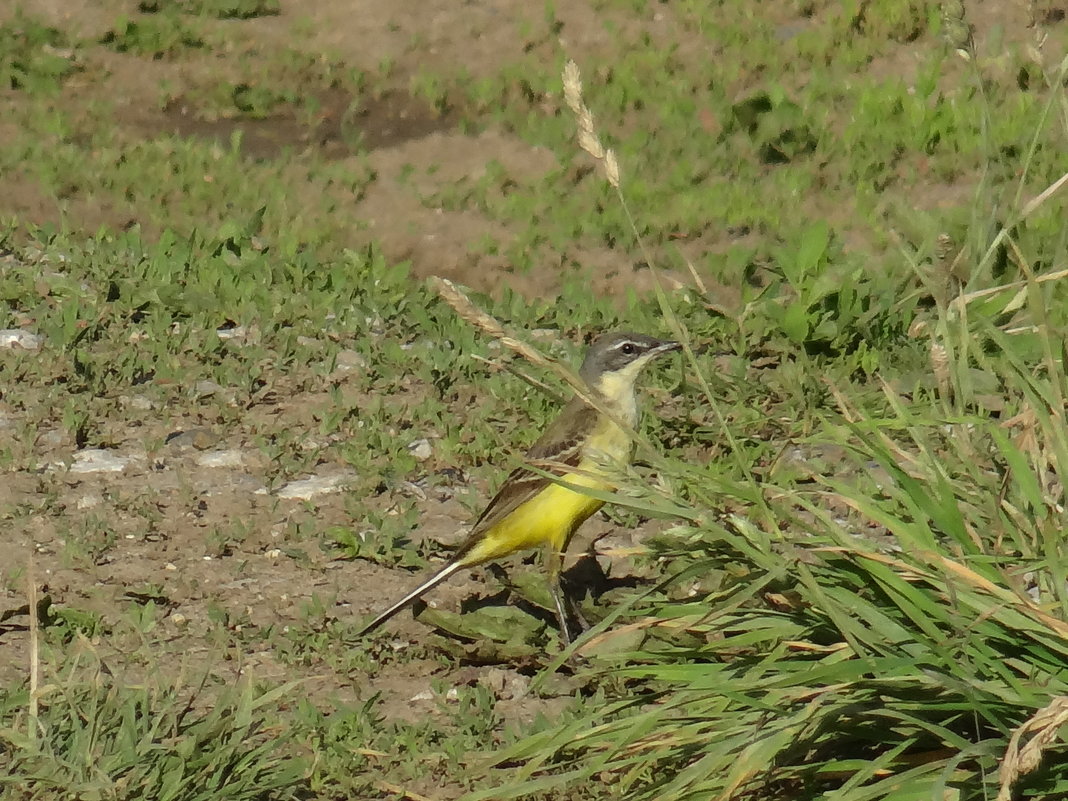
[[569, 593, 591, 633], [546, 548, 574, 645]]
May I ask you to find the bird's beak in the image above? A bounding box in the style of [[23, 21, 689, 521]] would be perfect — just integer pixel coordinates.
[[654, 339, 682, 355]]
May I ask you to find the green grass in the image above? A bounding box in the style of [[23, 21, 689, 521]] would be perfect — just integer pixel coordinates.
[[100, 12, 206, 58], [1, 665, 305, 800], [142, 0, 282, 20], [463, 21, 1068, 801], [0, 14, 80, 93], [2, 1, 1068, 800]]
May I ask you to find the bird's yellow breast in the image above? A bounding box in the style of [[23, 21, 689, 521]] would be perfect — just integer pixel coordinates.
[[458, 397, 638, 567], [460, 469, 608, 565]]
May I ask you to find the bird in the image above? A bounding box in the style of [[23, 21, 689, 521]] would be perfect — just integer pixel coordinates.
[[357, 331, 681, 643]]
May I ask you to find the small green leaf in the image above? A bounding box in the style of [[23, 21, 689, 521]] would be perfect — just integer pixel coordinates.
[[781, 301, 811, 343], [792, 220, 830, 284]]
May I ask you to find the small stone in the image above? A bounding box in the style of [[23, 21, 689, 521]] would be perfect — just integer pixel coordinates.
[[166, 428, 220, 450], [170, 613, 188, 627], [265, 548, 282, 559], [274, 472, 356, 500], [481, 668, 509, 694], [67, 449, 133, 474], [119, 394, 154, 411], [410, 690, 434, 702], [333, 349, 367, 372], [396, 480, 428, 501], [76, 494, 102, 510], [217, 324, 261, 345], [504, 673, 530, 700], [407, 438, 433, 461], [0, 329, 44, 350], [164, 563, 177, 571], [216, 325, 247, 340], [38, 429, 67, 448], [195, 449, 245, 468], [194, 380, 225, 397]]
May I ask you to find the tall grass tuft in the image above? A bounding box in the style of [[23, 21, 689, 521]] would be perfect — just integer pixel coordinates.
[[0, 646, 305, 800], [468, 32, 1068, 801]]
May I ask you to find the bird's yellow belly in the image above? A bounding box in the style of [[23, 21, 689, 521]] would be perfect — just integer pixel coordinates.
[[461, 470, 608, 565]]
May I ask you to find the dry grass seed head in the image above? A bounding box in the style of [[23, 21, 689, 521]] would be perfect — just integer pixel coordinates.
[[562, 59, 620, 188], [997, 695, 1068, 801]]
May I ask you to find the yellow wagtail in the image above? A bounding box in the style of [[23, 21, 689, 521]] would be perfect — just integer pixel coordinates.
[[357, 331, 680, 642]]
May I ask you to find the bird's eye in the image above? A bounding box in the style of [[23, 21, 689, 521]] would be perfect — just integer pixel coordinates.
[[620, 342, 637, 355]]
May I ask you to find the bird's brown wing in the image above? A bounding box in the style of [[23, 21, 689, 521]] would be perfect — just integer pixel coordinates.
[[452, 397, 599, 558]]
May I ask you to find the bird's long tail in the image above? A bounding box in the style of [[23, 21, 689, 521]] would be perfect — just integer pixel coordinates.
[[357, 560, 465, 636]]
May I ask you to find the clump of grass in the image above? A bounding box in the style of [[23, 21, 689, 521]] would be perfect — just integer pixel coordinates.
[[0, 14, 80, 93], [468, 32, 1068, 801], [0, 648, 306, 800], [100, 14, 206, 59], [137, 0, 280, 20]]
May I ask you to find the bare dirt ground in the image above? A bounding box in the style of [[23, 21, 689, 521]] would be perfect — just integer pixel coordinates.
[[1, 367, 626, 725]]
